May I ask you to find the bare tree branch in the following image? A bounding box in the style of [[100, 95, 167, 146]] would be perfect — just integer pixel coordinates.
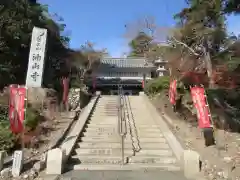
[[169, 36, 200, 56]]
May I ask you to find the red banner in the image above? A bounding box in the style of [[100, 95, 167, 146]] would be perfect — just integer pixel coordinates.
[[62, 77, 69, 103], [9, 86, 26, 133], [190, 87, 211, 128], [142, 80, 144, 88], [142, 74, 146, 89], [169, 80, 177, 105]]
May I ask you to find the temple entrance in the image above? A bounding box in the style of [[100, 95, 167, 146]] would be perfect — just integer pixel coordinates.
[[110, 90, 132, 95]]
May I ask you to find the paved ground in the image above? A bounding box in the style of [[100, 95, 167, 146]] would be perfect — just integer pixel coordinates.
[[60, 170, 191, 180]]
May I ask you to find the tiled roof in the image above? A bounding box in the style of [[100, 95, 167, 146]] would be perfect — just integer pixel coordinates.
[[154, 58, 168, 63], [100, 58, 154, 68]]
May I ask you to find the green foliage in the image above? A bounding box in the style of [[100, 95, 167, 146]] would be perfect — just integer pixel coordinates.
[[0, 106, 16, 151], [0, 0, 71, 89], [145, 76, 170, 95], [224, 0, 240, 14], [69, 42, 104, 88], [0, 125, 16, 151], [174, 0, 226, 57], [25, 107, 40, 130], [128, 32, 152, 57], [206, 88, 240, 108]]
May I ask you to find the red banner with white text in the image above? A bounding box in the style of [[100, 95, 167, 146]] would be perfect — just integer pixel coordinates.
[[169, 80, 177, 105], [190, 86, 211, 128], [9, 86, 26, 133], [142, 74, 146, 89]]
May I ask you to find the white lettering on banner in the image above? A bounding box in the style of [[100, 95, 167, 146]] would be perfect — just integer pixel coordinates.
[[26, 27, 47, 87], [194, 89, 207, 126]]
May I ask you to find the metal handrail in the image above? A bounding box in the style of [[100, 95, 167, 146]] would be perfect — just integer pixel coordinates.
[[117, 85, 127, 165]]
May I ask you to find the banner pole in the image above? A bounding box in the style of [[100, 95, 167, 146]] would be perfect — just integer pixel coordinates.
[[22, 86, 28, 151], [201, 84, 216, 146]]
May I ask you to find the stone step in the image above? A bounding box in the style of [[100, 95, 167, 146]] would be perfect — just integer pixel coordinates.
[[71, 163, 181, 171], [78, 142, 170, 149], [83, 132, 124, 137], [85, 128, 162, 133], [81, 134, 132, 140], [95, 107, 118, 109], [81, 135, 167, 143], [132, 149, 173, 156], [85, 127, 119, 133], [87, 124, 160, 128], [80, 137, 132, 143], [87, 122, 118, 125], [88, 120, 118, 124], [74, 148, 134, 156], [136, 129, 162, 132], [95, 105, 118, 108], [70, 155, 177, 165], [74, 148, 173, 156], [83, 131, 163, 138], [92, 108, 118, 111], [127, 121, 156, 124], [85, 127, 163, 138], [86, 124, 161, 129], [135, 137, 167, 143], [78, 142, 134, 149], [70, 155, 126, 164], [90, 117, 118, 121], [93, 108, 118, 111], [132, 133, 164, 137], [92, 112, 118, 115], [86, 124, 117, 128], [136, 125, 160, 128], [126, 114, 152, 117], [94, 105, 118, 107], [91, 113, 116, 117], [128, 156, 177, 164]]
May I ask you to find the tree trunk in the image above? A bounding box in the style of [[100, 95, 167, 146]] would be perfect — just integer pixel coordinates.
[[203, 46, 214, 88]]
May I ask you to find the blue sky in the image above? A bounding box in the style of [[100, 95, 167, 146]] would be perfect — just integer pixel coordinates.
[[39, 0, 239, 57]]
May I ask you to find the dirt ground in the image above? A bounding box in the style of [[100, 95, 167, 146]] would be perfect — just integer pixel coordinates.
[[151, 93, 240, 180], [1, 111, 76, 180]]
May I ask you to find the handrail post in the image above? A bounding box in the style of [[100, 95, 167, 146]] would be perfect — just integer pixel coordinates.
[[117, 85, 126, 165]]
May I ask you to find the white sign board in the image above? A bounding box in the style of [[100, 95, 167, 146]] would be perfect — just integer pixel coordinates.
[[11, 150, 23, 177], [26, 27, 47, 87]]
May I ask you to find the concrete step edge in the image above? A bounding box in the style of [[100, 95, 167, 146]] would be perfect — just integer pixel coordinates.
[[71, 164, 181, 171], [71, 155, 175, 159], [77, 142, 170, 148]]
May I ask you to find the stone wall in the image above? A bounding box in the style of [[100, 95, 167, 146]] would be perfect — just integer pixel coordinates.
[[68, 88, 92, 110], [27, 87, 57, 110]]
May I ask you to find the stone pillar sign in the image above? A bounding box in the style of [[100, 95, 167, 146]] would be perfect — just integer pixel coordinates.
[[11, 150, 23, 177], [0, 151, 5, 171]]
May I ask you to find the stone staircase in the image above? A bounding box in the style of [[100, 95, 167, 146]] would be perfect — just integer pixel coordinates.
[[67, 95, 181, 171]]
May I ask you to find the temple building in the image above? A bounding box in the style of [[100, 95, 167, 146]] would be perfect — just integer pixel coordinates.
[[88, 57, 154, 95]]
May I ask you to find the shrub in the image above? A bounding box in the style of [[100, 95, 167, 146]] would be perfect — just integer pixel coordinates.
[[0, 103, 41, 151], [0, 106, 16, 151], [145, 76, 170, 95], [0, 123, 16, 151], [25, 107, 40, 130]]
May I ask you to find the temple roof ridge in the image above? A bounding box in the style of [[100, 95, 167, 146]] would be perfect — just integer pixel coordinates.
[[100, 57, 154, 68]]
